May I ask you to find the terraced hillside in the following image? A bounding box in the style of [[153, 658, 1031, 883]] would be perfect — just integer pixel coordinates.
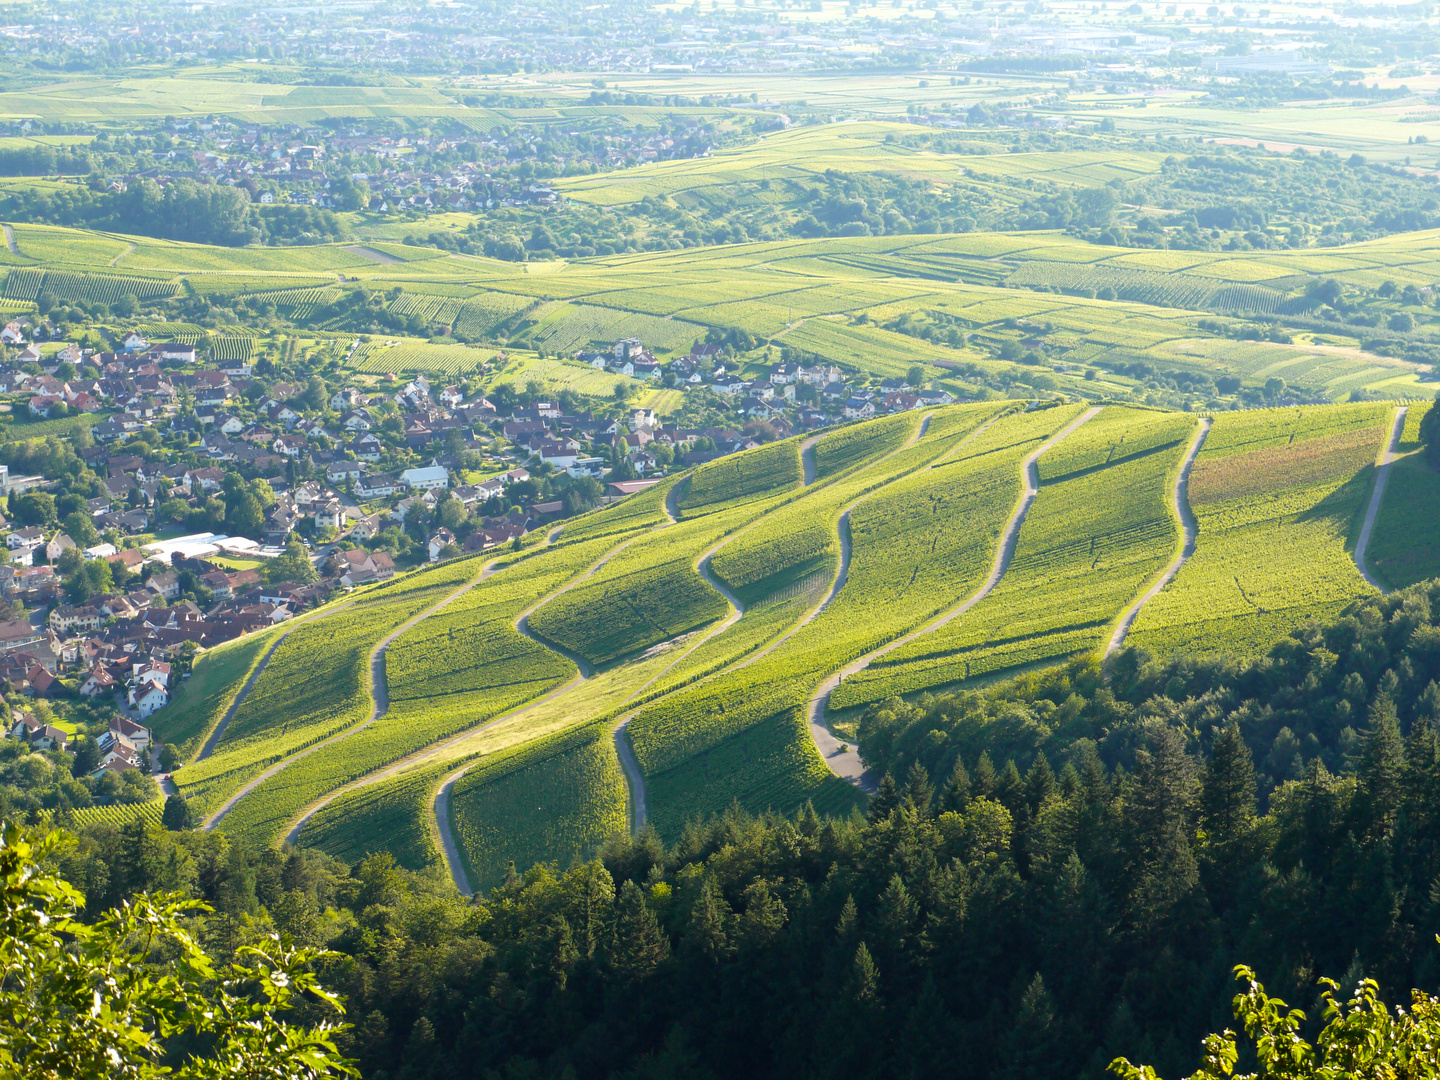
[[7, 218, 1440, 403], [147, 404, 1440, 894]]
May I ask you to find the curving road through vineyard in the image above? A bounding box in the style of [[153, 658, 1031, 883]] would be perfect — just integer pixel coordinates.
[[805, 406, 1103, 789], [1105, 416, 1213, 655]]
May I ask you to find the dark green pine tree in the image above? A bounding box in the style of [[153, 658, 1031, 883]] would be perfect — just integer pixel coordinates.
[[997, 759, 1026, 815], [607, 879, 670, 983], [868, 772, 901, 822], [940, 757, 972, 812], [1354, 692, 1406, 840], [973, 750, 998, 800], [1025, 753, 1058, 811], [1200, 723, 1257, 844], [904, 761, 934, 813]]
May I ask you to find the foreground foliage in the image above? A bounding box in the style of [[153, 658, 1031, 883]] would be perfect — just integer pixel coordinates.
[[0, 824, 353, 1079], [1111, 966, 1440, 1080]]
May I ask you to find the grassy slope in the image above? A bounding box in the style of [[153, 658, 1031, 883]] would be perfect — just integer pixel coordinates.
[[1127, 404, 1389, 655]]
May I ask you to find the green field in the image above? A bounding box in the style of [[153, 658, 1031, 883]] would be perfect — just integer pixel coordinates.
[[1127, 404, 1390, 654], [6, 211, 1440, 398]]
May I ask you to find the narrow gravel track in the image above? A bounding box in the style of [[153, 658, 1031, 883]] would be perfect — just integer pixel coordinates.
[[806, 406, 1103, 790], [283, 526, 652, 852], [2, 225, 17, 255], [1353, 405, 1409, 593], [196, 628, 301, 762], [800, 434, 824, 485], [203, 567, 499, 830], [607, 409, 942, 825], [428, 499, 687, 892], [1105, 417, 1213, 655]]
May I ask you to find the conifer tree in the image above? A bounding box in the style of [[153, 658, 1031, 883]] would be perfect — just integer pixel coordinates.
[[1355, 692, 1405, 839], [868, 772, 901, 822], [1199, 723, 1256, 845], [940, 757, 972, 812]]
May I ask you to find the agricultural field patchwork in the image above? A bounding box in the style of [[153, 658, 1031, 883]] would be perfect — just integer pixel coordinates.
[[1127, 405, 1390, 655]]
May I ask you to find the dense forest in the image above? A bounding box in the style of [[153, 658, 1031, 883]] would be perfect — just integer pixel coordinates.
[[0, 176, 349, 246], [13, 579, 1440, 1078]]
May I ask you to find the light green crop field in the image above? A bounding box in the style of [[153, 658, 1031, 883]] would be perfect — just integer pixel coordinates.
[[151, 629, 279, 761], [9, 212, 1440, 396], [447, 720, 628, 892], [176, 560, 479, 817], [1127, 404, 1390, 655], [211, 538, 623, 847], [835, 409, 1197, 707]]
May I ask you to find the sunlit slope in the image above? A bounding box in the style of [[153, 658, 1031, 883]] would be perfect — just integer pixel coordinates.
[[6, 221, 1440, 396]]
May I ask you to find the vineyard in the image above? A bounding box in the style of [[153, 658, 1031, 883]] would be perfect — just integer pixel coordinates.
[[386, 291, 466, 326], [448, 720, 627, 891], [679, 439, 803, 516], [209, 336, 255, 363], [451, 291, 536, 338], [1127, 404, 1390, 655], [349, 338, 493, 377], [1005, 261, 1287, 314], [1, 267, 179, 304]]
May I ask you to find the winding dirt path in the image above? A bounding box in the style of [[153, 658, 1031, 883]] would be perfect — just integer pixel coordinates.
[[283, 530, 649, 853], [1105, 417, 1213, 655], [109, 242, 135, 267], [800, 433, 824, 485], [274, 502, 681, 890], [806, 406, 1103, 789], [1353, 405, 1408, 594], [195, 630, 298, 762], [2, 225, 17, 256], [203, 568, 498, 831]]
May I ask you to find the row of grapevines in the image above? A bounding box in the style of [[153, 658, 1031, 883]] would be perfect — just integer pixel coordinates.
[[679, 438, 803, 516], [1127, 404, 1390, 655], [835, 413, 1196, 706], [217, 534, 640, 847]]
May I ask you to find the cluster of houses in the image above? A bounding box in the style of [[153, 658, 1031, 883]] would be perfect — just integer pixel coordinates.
[[85, 114, 709, 218], [7, 706, 153, 779]]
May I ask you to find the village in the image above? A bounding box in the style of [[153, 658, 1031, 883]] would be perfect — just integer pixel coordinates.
[[0, 314, 955, 802]]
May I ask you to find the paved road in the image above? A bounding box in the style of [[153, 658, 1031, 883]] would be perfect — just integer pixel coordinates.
[[806, 406, 1103, 790], [1353, 405, 1408, 594], [1105, 417, 1213, 655]]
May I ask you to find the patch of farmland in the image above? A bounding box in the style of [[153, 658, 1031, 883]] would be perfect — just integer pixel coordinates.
[[452, 291, 536, 337], [524, 301, 705, 356], [489, 355, 634, 399], [1006, 261, 1283, 313], [1126, 404, 1388, 656], [448, 720, 628, 892], [631, 407, 1059, 836], [39, 269, 179, 304], [188, 273, 333, 298], [1368, 453, 1440, 590], [680, 439, 803, 516], [209, 336, 254, 363], [386, 292, 466, 326], [837, 414, 1194, 705], [779, 318, 970, 379], [1, 267, 44, 301], [351, 338, 493, 377]]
